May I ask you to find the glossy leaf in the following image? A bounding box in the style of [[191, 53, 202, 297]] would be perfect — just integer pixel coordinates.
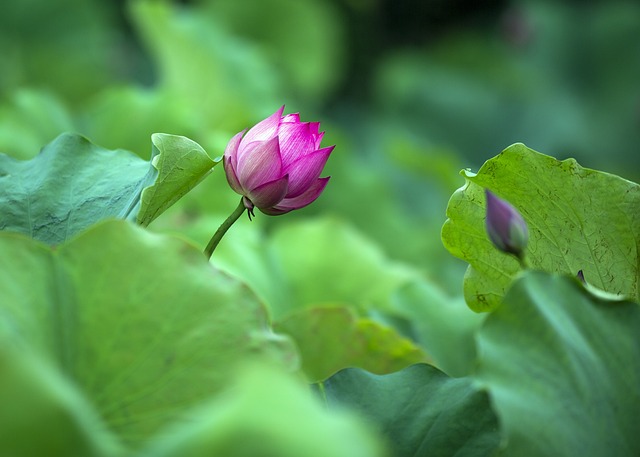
[[275, 305, 428, 382], [442, 143, 640, 311], [0, 221, 296, 448], [476, 271, 640, 456], [315, 364, 500, 457], [0, 133, 214, 245]]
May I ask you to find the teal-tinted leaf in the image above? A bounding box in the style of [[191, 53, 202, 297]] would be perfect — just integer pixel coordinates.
[[141, 363, 386, 457], [0, 347, 122, 457], [0, 220, 296, 448], [475, 271, 640, 456], [0, 133, 150, 244], [441, 143, 640, 311], [316, 364, 500, 457], [0, 132, 213, 245], [275, 305, 428, 382], [137, 133, 216, 227]]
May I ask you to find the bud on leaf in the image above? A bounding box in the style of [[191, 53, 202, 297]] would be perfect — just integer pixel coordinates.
[[485, 189, 528, 259]]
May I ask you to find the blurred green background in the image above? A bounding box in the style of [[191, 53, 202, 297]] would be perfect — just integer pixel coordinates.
[[1, 0, 638, 358]]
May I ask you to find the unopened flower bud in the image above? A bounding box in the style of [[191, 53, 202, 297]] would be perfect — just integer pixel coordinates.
[[223, 106, 334, 219], [485, 189, 528, 259]]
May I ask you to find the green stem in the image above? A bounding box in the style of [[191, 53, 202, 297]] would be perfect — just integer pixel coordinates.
[[204, 197, 246, 260]]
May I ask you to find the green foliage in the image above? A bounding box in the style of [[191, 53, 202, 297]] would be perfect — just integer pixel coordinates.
[[476, 271, 640, 456], [275, 305, 428, 382], [209, 217, 429, 381], [390, 279, 485, 377], [315, 364, 500, 457], [128, 0, 281, 137], [0, 89, 75, 160], [269, 218, 417, 316], [0, 133, 214, 244], [0, 348, 121, 457], [2, 1, 640, 455], [198, 0, 346, 104], [212, 216, 417, 318], [138, 134, 216, 227], [0, 221, 297, 449], [320, 270, 640, 457], [372, 1, 640, 174], [141, 363, 386, 457], [442, 143, 640, 311], [0, 0, 118, 104]]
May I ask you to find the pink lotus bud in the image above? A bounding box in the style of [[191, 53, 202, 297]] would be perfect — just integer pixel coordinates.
[[223, 106, 334, 218], [485, 189, 528, 259]]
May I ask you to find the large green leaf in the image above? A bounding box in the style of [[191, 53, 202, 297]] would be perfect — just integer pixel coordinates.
[[141, 363, 386, 457], [441, 143, 640, 311], [0, 132, 214, 245], [315, 364, 500, 457], [0, 220, 296, 448], [476, 271, 640, 456], [0, 347, 121, 457], [275, 305, 427, 382]]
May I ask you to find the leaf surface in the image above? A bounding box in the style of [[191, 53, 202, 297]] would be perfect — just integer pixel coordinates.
[[0, 221, 295, 447], [442, 143, 640, 311], [476, 271, 640, 456], [0, 133, 214, 244], [137, 133, 216, 227], [0, 347, 121, 457], [316, 364, 500, 457], [275, 305, 427, 382]]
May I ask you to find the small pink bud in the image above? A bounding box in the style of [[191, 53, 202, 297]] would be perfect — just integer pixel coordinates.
[[223, 106, 334, 218], [485, 189, 528, 259]]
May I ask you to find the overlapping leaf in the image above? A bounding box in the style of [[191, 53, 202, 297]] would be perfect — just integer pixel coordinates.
[[476, 271, 640, 456], [137, 133, 217, 226], [275, 305, 427, 382], [442, 143, 640, 311], [315, 364, 500, 457], [0, 132, 214, 245], [390, 279, 486, 377], [0, 221, 296, 449]]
